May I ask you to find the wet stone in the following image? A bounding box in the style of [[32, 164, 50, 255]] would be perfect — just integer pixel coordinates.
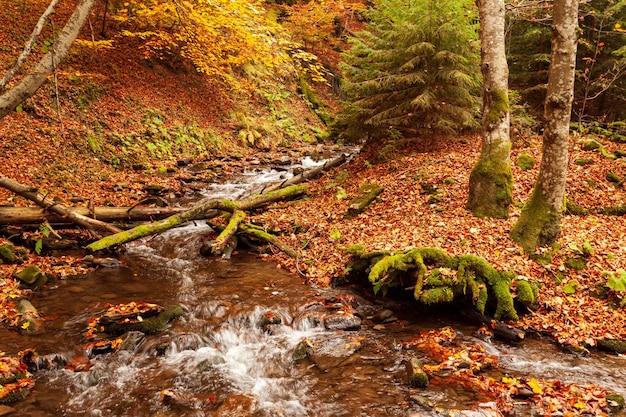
[[323, 312, 362, 331], [0, 405, 15, 416], [216, 393, 258, 417]]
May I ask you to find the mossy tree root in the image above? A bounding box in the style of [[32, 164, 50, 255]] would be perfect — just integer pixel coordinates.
[[345, 246, 528, 321]]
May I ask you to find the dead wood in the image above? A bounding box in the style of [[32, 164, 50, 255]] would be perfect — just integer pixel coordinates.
[[86, 185, 307, 252], [347, 184, 383, 217], [0, 176, 121, 236], [262, 153, 348, 193], [0, 206, 190, 226]]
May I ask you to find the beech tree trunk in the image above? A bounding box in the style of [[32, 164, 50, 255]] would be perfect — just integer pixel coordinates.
[[0, 0, 96, 119], [511, 0, 579, 253], [466, 0, 512, 219]]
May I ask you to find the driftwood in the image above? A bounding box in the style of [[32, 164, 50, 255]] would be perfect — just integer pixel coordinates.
[[462, 309, 525, 343], [86, 185, 307, 252], [0, 206, 190, 226], [0, 176, 121, 236], [347, 184, 383, 217]]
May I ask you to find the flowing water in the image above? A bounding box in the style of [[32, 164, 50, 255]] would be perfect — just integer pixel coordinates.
[[2, 157, 625, 417]]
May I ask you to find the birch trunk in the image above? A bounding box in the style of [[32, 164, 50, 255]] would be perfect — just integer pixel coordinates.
[[466, 0, 512, 219], [511, 0, 579, 253], [0, 0, 96, 119]]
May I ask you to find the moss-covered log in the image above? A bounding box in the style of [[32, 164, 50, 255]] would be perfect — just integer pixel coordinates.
[[211, 210, 246, 256], [346, 184, 383, 217], [345, 246, 525, 321], [86, 185, 307, 252], [240, 223, 298, 258]]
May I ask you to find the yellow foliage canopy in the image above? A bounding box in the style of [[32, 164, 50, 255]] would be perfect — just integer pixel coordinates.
[[110, 0, 290, 87]]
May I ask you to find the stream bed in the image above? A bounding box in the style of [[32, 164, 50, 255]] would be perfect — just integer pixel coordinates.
[[1, 155, 625, 417]]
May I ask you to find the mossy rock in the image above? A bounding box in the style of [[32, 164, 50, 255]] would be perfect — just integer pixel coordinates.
[[0, 244, 27, 265], [606, 393, 625, 413], [0, 385, 32, 404], [516, 152, 535, 171], [102, 305, 183, 336], [596, 339, 626, 354], [599, 147, 617, 160], [13, 265, 47, 289]]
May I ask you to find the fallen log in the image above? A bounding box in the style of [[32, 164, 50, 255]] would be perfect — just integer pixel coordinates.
[[240, 223, 298, 258], [262, 153, 348, 193], [347, 184, 383, 217], [0, 176, 121, 236], [0, 206, 190, 226], [211, 210, 246, 256], [86, 185, 307, 252]]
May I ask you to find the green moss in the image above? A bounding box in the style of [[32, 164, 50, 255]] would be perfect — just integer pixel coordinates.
[[606, 393, 625, 413], [475, 286, 488, 314], [485, 89, 510, 126], [564, 257, 586, 271], [419, 287, 454, 304], [458, 255, 518, 320], [596, 339, 626, 354], [516, 280, 538, 309], [467, 139, 513, 219], [601, 204, 626, 216], [574, 158, 594, 166], [516, 152, 535, 171], [0, 244, 26, 264], [599, 147, 617, 160], [565, 200, 589, 215], [607, 172, 621, 184], [510, 184, 561, 254], [582, 139, 601, 150], [103, 305, 183, 336]]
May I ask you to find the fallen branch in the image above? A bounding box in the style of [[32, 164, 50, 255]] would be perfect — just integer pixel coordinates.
[[86, 185, 307, 252], [211, 210, 246, 256], [0, 176, 121, 236], [262, 153, 348, 193], [347, 184, 383, 217], [240, 223, 298, 258]]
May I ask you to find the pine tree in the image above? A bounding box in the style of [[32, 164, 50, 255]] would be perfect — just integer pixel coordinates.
[[337, 0, 481, 142]]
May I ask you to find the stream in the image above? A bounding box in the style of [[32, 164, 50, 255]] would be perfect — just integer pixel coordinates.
[[1, 154, 625, 417]]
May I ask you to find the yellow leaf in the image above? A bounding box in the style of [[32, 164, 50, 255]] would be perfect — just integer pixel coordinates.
[[527, 378, 543, 394], [502, 376, 518, 384], [573, 401, 586, 410], [21, 321, 30, 330]]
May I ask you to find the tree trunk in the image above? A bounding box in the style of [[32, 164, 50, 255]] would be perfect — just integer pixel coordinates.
[[0, 206, 190, 226], [466, 0, 512, 219], [0, 176, 121, 236], [0, 0, 96, 119], [510, 0, 579, 253]]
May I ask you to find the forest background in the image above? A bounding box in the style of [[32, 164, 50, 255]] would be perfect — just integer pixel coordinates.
[[0, 0, 626, 411]]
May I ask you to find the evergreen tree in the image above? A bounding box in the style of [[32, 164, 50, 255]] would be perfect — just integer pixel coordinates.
[[336, 0, 481, 142]]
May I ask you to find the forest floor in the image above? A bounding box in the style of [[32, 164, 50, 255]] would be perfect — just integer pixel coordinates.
[[1, 0, 626, 413]]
